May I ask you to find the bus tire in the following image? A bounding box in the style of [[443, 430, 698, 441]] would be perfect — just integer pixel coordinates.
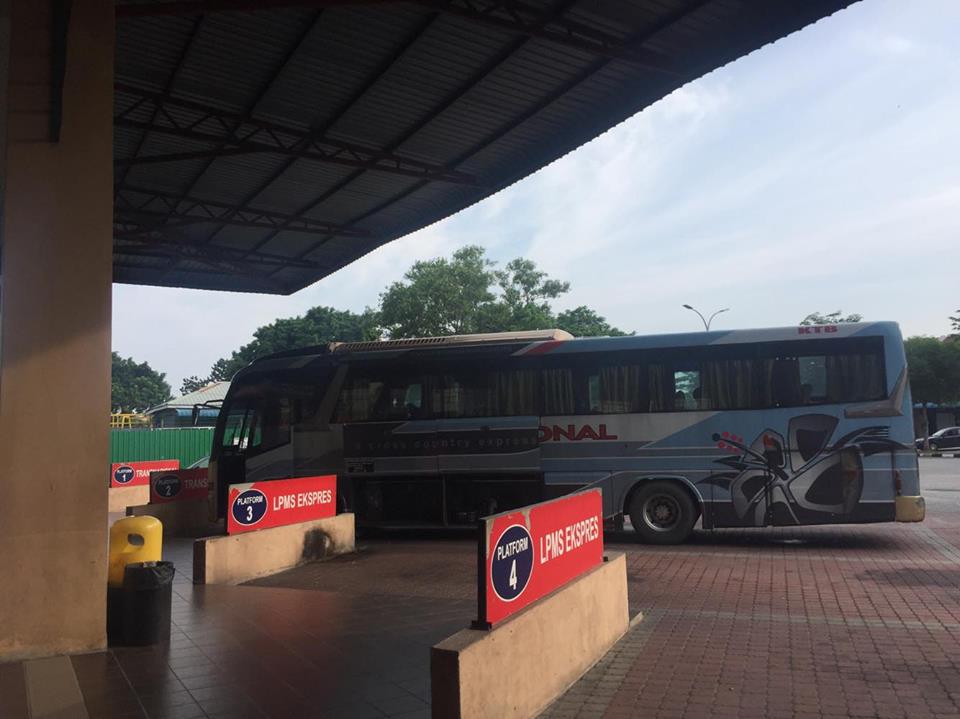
[[628, 481, 697, 545]]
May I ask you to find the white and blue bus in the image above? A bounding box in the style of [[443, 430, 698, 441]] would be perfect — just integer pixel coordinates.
[[208, 323, 923, 544]]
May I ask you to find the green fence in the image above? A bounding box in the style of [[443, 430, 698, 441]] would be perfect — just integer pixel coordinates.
[[110, 427, 214, 467]]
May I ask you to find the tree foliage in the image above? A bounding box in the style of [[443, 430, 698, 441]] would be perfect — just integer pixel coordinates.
[[112, 352, 171, 413], [556, 306, 629, 337], [951, 310, 960, 333], [378, 246, 497, 337], [379, 245, 625, 338], [185, 246, 628, 384], [905, 337, 960, 405], [190, 306, 379, 386], [800, 311, 863, 326]]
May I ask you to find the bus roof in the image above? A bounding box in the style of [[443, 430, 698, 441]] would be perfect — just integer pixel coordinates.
[[244, 321, 902, 371]]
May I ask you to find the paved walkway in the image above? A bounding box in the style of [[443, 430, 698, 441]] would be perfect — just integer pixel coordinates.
[[6, 459, 957, 718], [542, 458, 960, 719]]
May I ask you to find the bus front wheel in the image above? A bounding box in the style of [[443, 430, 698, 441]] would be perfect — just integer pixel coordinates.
[[628, 482, 697, 545]]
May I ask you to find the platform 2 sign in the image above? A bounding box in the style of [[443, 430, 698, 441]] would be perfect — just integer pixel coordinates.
[[150, 468, 209, 504], [110, 460, 180, 488], [227, 475, 337, 535], [479, 488, 603, 627]]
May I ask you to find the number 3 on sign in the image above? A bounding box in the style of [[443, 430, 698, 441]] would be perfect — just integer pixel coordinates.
[[509, 559, 517, 590], [246, 505, 253, 522]]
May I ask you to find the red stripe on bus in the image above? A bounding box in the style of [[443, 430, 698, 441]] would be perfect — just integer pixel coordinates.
[[516, 340, 565, 355]]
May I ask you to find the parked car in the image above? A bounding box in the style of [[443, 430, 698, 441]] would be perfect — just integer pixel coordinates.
[[916, 427, 960, 451]]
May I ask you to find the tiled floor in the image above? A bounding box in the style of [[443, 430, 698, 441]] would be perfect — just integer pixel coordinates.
[[542, 458, 960, 719], [7, 459, 960, 719], [65, 538, 474, 719]]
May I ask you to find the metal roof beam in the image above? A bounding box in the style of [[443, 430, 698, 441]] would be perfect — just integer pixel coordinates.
[[115, 0, 394, 18], [419, 0, 678, 73], [115, 236, 323, 271], [114, 185, 370, 237], [114, 86, 480, 185], [115, 0, 678, 73]]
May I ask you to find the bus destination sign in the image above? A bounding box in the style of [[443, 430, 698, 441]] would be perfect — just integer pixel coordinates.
[[480, 488, 603, 627], [227, 475, 337, 534], [110, 460, 180, 488], [150, 468, 209, 504]]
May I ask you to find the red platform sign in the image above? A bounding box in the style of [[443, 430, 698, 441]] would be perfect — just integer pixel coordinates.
[[227, 475, 337, 535], [110, 460, 180, 488], [479, 489, 603, 627], [150, 468, 209, 504]]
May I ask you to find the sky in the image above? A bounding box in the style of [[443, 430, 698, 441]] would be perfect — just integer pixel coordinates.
[[113, 0, 960, 393]]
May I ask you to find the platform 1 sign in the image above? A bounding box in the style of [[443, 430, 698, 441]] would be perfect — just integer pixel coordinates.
[[110, 460, 180, 488], [150, 468, 209, 504], [479, 488, 603, 627], [227, 475, 337, 535]]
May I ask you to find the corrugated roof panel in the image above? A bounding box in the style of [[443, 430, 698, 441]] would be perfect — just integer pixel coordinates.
[[255, 6, 435, 130], [113, 0, 859, 293], [171, 9, 317, 112], [249, 159, 357, 217]]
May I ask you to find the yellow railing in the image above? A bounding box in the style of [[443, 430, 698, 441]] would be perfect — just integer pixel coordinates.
[[109, 413, 150, 429]]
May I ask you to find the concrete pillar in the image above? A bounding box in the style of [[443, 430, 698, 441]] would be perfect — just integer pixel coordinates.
[[0, 0, 114, 660]]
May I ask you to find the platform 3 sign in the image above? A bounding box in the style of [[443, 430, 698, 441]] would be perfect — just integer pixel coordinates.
[[150, 468, 209, 504], [227, 475, 337, 534], [110, 460, 180, 488], [479, 489, 603, 627]]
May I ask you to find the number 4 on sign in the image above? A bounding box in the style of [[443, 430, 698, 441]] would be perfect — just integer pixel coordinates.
[[509, 559, 517, 590]]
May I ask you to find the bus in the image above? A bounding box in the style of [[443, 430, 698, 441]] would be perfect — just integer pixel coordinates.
[[208, 322, 923, 544]]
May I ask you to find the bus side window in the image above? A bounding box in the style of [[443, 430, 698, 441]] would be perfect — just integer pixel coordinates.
[[334, 374, 385, 423], [772, 358, 802, 407], [542, 365, 575, 415], [798, 356, 827, 403], [648, 363, 671, 412], [672, 367, 701, 411]]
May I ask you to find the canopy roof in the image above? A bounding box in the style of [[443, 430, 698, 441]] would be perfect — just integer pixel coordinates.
[[114, 0, 856, 294]]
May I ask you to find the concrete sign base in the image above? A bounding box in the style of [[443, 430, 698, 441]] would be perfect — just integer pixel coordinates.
[[431, 551, 631, 719], [108, 486, 149, 514], [193, 513, 355, 585]]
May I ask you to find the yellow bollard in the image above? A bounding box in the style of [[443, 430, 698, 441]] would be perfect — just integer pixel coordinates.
[[108, 516, 162, 587]]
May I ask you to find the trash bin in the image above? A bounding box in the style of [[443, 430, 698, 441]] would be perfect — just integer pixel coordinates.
[[108, 561, 175, 646]]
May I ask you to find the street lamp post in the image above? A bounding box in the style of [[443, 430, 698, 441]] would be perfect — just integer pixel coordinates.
[[682, 304, 729, 331]]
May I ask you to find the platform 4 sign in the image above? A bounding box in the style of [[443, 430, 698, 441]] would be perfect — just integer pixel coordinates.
[[110, 460, 180, 488], [479, 489, 603, 627], [227, 475, 337, 535], [150, 468, 209, 504]]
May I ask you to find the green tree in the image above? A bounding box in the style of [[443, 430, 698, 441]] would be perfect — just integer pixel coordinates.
[[205, 306, 379, 381], [179, 376, 208, 395], [556, 306, 629, 337], [112, 352, 171, 412], [950, 310, 960, 333], [379, 245, 626, 338], [480, 258, 570, 332], [905, 337, 960, 406], [379, 246, 497, 337], [800, 311, 863, 325]]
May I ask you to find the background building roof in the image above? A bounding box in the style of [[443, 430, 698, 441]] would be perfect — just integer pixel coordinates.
[[146, 380, 230, 414]]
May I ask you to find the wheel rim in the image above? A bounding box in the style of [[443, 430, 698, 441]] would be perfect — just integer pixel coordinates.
[[641, 493, 682, 533]]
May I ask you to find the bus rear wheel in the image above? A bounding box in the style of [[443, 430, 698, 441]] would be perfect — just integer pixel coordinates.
[[628, 482, 697, 545]]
